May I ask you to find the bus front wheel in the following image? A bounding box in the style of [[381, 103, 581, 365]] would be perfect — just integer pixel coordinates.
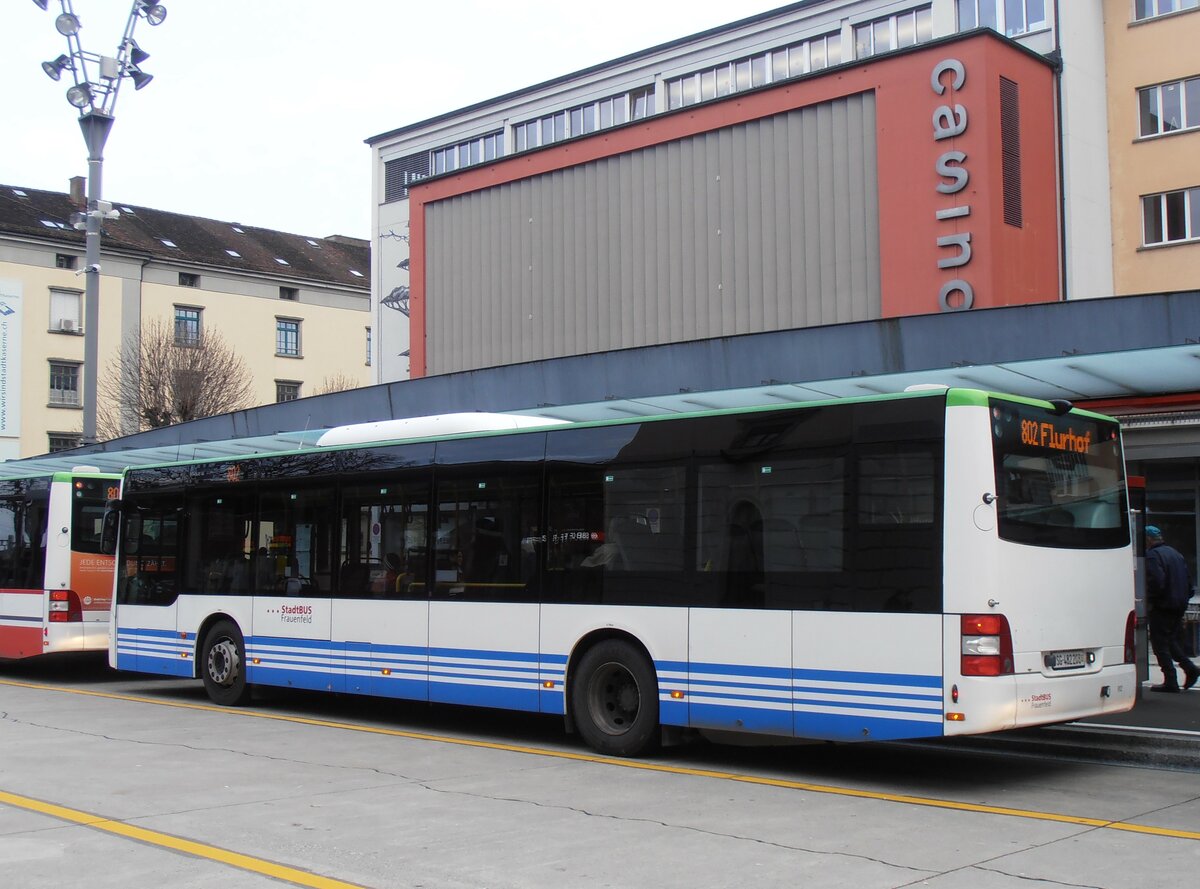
[[201, 620, 251, 706], [571, 639, 660, 757]]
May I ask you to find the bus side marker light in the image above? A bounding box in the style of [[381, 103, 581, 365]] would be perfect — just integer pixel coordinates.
[[670, 690, 685, 700], [542, 680, 554, 689], [946, 712, 965, 721], [381, 668, 392, 676], [252, 658, 261, 665], [951, 684, 959, 703]]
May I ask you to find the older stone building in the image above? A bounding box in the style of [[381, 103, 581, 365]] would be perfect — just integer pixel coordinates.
[[0, 181, 371, 457]]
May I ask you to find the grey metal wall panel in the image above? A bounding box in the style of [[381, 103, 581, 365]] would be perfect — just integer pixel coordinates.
[[425, 92, 880, 375]]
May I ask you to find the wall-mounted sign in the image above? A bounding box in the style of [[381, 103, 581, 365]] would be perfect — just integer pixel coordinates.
[[932, 59, 973, 312]]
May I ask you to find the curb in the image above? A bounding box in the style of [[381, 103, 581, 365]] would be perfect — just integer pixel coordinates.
[[905, 724, 1200, 770]]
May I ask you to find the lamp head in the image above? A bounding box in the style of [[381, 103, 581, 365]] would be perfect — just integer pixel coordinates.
[[66, 83, 93, 109], [136, 2, 167, 25], [127, 39, 150, 65], [42, 54, 72, 81], [129, 68, 154, 90], [55, 12, 81, 36]]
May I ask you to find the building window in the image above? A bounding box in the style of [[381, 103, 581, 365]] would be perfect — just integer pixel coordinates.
[[175, 306, 202, 347], [431, 130, 504, 175], [1143, 186, 1200, 245], [956, 0, 1049, 36], [178, 272, 199, 287], [1139, 77, 1200, 137], [664, 34, 842, 113], [49, 288, 81, 333], [49, 361, 81, 406], [276, 380, 301, 402], [855, 6, 933, 58], [276, 318, 301, 356], [1134, 0, 1198, 21], [55, 253, 77, 270], [48, 433, 81, 452], [280, 286, 298, 301], [366, 327, 372, 366]]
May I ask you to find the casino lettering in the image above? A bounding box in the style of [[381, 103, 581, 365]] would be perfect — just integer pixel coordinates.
[[931, 58, 973, 312]]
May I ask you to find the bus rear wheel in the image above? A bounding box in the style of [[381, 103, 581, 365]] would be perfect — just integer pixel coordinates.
[[201, 620, 251, 706], [571, 639, 660, 757]]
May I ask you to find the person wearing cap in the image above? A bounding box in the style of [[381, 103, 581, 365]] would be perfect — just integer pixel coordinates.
[[1144, 524, 1200, 693]]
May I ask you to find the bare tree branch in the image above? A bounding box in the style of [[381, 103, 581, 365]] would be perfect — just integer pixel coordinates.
[[97, 318, 254, 441], [312, 372, 359, 396]]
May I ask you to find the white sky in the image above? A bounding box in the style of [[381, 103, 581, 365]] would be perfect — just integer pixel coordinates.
[[2, 1, 783, 241]]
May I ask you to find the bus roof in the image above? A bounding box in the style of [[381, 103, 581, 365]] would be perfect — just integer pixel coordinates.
[[2, 387, 1119, 482]]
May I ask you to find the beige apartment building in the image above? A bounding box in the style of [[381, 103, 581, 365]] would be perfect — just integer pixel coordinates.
[[1105, 0, 1200, 295], [0, 182, 371, 459]]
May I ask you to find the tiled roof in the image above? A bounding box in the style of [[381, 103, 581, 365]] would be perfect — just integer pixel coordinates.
[[0, 184, 369, 290]]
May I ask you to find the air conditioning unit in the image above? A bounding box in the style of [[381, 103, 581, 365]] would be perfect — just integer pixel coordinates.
[[58, 319, 76, 332]]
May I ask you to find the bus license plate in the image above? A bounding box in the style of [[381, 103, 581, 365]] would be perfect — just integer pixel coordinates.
[[1046, 650, 1086, 670]]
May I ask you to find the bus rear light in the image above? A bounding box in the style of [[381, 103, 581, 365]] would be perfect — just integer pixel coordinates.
[[961, 613, 1013, 676], [48, 590, 82, 623], [1124, 610, 1136, 664]]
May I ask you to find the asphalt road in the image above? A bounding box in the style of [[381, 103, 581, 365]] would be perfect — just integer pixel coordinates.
[[0, 654, 1198, 889]]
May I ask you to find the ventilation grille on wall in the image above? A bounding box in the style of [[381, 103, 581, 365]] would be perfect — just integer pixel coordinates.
[[1000, 76, 1023, 228], [385, 152, 431, 202]]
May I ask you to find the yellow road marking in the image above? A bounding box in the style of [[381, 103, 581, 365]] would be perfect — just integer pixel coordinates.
[[0, 788, 366, 889], [3, 677, 1198, 842]]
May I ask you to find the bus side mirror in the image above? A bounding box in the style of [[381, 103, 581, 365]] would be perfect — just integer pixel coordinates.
[[100, 499, 122, 555]]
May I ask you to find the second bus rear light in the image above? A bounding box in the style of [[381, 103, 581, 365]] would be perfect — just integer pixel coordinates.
[[961, 613, 1013, 676], [48, 589, 82, 623]]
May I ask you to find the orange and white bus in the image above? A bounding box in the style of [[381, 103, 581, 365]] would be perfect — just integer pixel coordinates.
[[0, 470, 120, 660]]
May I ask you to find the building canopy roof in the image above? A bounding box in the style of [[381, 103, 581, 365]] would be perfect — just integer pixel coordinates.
[[0, 183, 369, 289], [4, 289, 1200, 479]]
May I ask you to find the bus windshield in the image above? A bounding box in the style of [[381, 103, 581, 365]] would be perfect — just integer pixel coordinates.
[[989, 399, 1128, 550]]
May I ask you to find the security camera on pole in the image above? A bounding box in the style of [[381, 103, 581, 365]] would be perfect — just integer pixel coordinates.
[[34, 0, 167, 444]]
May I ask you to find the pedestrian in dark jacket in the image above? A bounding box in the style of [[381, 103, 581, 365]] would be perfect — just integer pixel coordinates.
[[1145, 525, 1200, 693]]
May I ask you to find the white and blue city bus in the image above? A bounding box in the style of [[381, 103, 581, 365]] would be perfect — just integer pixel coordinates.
[[106, 389, 1136, 756]]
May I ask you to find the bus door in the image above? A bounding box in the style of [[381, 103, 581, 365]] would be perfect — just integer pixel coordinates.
[[689, 462, 797, 736], [114, 502, 186, 674], [337, 479, 430, 701], [428, 436, 543, 713], [248, 485, 337, 692]]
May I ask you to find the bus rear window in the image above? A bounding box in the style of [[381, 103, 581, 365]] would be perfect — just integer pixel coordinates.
[[989, 400, 1128, 549], [71, 478, 115, 554]]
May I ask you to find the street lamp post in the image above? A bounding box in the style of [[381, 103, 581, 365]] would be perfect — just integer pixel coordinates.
[[34, 0, 166, 445]]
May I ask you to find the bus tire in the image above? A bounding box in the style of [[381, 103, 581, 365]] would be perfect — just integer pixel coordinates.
[[201, 620, 251, 706], [571, 639, 660, 757]]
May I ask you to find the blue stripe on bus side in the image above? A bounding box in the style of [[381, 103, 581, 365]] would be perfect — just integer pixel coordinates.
[[118, 626, 944, 740], [794, 710, 944, 742]]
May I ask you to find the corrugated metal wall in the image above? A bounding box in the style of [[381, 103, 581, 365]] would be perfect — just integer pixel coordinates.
[[425, 92, 880, 375]]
